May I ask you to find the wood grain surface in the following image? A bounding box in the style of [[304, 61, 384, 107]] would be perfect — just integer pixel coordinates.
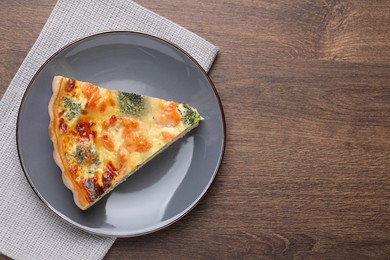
[[1, 0, 390, 259]]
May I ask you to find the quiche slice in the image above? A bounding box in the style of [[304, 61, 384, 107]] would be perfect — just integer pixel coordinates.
[[48, 76, 201, 210]]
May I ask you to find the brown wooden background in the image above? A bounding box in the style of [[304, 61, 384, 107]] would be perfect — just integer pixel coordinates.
[[1, 0, 390, 259]]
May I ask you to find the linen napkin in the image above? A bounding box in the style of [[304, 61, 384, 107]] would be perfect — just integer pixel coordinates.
[[0, 0, 218, 259]]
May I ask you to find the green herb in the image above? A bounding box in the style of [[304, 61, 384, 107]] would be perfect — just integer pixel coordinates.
[[118, 92, 145, 115], [63, 96, 81, 121], [182, 104, 201, 126], [92, 157, 100, 166], [75, 146, 86, 165], [87, 157, 100, 175]]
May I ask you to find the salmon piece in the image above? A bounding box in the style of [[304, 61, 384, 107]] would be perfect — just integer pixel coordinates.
[[154, 101, 180, 127]]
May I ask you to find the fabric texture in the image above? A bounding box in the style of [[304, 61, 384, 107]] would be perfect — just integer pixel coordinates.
[[0, 0, 218, 259]]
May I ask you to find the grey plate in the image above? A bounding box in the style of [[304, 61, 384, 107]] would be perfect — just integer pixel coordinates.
[[17, 31, 225, 237]]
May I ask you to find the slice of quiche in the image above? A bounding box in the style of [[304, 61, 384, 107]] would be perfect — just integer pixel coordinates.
[[48, 76, 201, 210]]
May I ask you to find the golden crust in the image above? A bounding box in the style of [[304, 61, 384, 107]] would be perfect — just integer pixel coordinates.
[[48, 76, 90, 210]]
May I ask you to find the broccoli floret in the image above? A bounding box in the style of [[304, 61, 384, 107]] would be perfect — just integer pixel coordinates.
[[182, 104, 201, 126], [74, 144, 100, 167], [63, 96, 81, 121], [118, 92, 145, 115]]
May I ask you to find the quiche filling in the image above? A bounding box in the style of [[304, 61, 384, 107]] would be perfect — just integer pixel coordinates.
[[49, 76, 201, 209]]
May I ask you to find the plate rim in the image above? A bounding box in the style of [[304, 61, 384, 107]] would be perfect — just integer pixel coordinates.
[[16, 30, 226, 237]]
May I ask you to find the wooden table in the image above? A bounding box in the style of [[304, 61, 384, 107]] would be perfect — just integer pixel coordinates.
[[1, 0, 390, 258]]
